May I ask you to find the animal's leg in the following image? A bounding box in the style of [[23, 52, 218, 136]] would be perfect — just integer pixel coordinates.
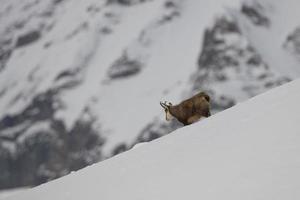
[[187, 115, 201, 125], [206, 110, 211, 117]]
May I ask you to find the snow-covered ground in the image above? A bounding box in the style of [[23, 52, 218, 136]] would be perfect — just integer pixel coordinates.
[[1, 0, 300, 189], [0, 188, 28, 200], [2, 78, 300, 200]]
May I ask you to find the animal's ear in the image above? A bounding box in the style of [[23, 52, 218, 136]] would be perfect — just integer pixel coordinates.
[[160, 101, 169, 110]]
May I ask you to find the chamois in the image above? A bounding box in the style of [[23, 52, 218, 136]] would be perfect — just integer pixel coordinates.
[[160, 92, 211, 126]]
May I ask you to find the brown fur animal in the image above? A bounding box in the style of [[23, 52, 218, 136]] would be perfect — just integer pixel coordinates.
[[160, 92, 211, 126]]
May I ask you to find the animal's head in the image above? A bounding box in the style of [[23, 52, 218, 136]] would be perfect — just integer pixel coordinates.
[[160, 101, 173, 121]]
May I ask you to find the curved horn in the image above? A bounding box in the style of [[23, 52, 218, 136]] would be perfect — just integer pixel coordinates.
[[160, 101, 167, 109], [160, 101, 172, 109]]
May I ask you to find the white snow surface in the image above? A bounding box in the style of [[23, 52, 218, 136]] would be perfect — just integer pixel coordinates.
[[3, 78, 300, 200], [0, 188, 28, 200]]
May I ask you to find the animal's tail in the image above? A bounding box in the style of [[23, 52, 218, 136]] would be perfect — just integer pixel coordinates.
[[203, 93, 210, 102], [198, 92, 210, 102]]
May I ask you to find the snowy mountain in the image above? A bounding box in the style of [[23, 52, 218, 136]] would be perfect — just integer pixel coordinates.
[[1, 0, 300, 189], [2, 78, 300, 200]]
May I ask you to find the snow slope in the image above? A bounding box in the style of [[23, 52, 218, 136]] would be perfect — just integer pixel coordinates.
[[3, 78, 300, 200], [0, 188, 27, 200]]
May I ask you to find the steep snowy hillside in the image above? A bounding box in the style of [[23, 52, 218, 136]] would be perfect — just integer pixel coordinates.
[[3, 78, 300, 200], [1, 0, 300, 189]]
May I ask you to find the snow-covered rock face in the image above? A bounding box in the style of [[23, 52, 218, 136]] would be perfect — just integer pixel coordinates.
[[192, 14, 290, 112], [0, 0, 300, 190]]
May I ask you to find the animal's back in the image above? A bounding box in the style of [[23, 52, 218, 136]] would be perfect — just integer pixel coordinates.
[[193, 92, 211, 117], [193, 92, 210, 102], [178, 92, 210, 117]]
